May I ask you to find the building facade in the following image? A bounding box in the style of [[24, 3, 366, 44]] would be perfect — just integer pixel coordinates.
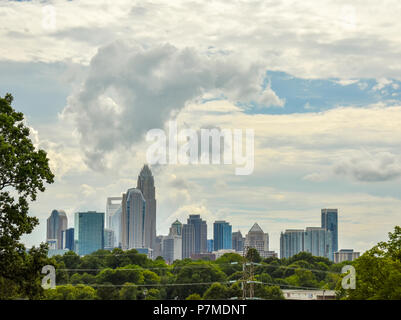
[[46, 209, 68, 250], [182, 223, 195, 259], [334, 249, 360, 263], [137, 165, 157, 251], [61, 227, 74, 251], [232, 231, 245, 252], [121, 188, 146, 250], [245, 223, 269, 258], [280, 229, 305, 259], [304, 227, 333, 260], [187, 215, 207, 254], [321, 208, 338, 260], [213, 221, 232, 251], [74, 211, 104, 256], [106, 197, 123, 229], [104, 228, 115, 250]]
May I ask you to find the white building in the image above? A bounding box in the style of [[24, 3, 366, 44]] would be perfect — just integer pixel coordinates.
[[245, 223, 272, 258], [334, 249, 360, 263]]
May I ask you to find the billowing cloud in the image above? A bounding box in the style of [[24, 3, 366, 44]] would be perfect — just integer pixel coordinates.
[[62, 41, 283, 170], [334, 151, 401, 182]]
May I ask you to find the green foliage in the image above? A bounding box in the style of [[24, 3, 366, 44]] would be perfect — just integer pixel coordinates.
[[119, 283, 138, 300], [186, 293, 202, 300], [245, 248, 262, 263], [43, 284, 97, 300], [0, 94, 54, 299], [338, 226, 401, 300], [203, 282, 229, 300]]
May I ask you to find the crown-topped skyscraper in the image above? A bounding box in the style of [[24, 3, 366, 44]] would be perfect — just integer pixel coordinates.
[[137, 164, 157, 250]]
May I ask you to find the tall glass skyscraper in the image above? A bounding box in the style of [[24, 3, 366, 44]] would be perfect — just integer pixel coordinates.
[[74, 211, 104, 256], [213, 221, 232, 251], [187, 215, 207, 254], [280, 229, 305, 259], [321, 208, 338, 260], [304, 227, 333, 260], [182, 223, 195, 258], [121, 188, 146, 250], [61, 227, 74, 251], [46, 209, 68, 250], [137, 164, 156, 250]]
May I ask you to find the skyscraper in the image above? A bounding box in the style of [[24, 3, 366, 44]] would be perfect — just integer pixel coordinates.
[[187, 215, 207, 254], [46, 209, 68, 250], [111, 205, 122, 248], [304, 227, 333, 260], [182, 223, 195, 259], [104, 228, 115, 250], [245, 223, 270, 258], [162, 221, 182, 264], [121, 188, 146, 250], [321, 208, 338, 260], [106, 197, 122, 229], [213, 221, 232, 251], [74, 211, 104, 256], [61, 227, 75, 251], [280, 229, 305, 259], [232, 231, 245, 252], [137, 164, 157, 251]]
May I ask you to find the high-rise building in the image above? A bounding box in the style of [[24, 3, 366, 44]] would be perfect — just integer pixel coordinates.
[[188, 215, 207, 254], [213, 221, 232, 251], [304, 227, 333, 260], [161, 221, 183, 264], [61, 227, 74, 251], [280, 229, 305, 259], [245, 223, 270, 258], [182, 223, 195, 259], [74, 211, 104, 256], [111, 205, 122, 248], [46, 209, 68, 250], [121, 188, 146, 250], [170, 219, 182, 236], [137, 164, 157, 251], [207, 239, 214, 253], [106, 197, 122, 229], [321, 208, 338, 260], [334, 249, 360, 263], [104, 228, 115, 250], [232, 231, 245, 252], [154, 235, 164, 259]]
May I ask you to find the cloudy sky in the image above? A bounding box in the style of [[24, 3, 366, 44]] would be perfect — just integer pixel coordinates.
[[2, 0, 401, 254]]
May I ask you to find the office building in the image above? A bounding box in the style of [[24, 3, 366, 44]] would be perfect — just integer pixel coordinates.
[[169, 219, 182, 236], [121, 188, 146, 250], [187, 215, 207, 254], [61, 227, 74, 251], [182, 223, 195, 259], [110, 205, 122, 248], [137, 164, 157, 250], [213, 221, 232, 251], [334, 249, 360, 263], [321, 209, 338, 260], [74, 211, 104, 256], [106, 197, 122, 229], [46, 209, 68, 250], [280, 229, 305, 259], [207, 239, 214, 253], [232, 231, 245, 252], [304, 227, 333, 260], [245, 223, 270, 258], [104, 228, 115, 250]]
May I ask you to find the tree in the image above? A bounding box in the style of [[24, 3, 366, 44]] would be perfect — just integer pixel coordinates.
[[202, 282, 229, 300], [337, 226, 401, 300], [0, 94, 54, 299], [119, 283, 138, 300], [186, 293, 202, 300], [245, 248, 261, 263]]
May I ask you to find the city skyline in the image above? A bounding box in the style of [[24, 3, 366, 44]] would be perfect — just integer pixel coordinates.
[[7, 1, 401, 256]]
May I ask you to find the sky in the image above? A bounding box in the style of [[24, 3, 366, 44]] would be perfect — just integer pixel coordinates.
[[1, 0, 401, 254]]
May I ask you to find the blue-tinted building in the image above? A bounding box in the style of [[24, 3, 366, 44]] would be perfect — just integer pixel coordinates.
[[74, 211, 104, 256], [187, 215, 207, 254], [213, 221, 232, 251], [62, 227, 74, 251], [321, 209, 338, 260], [207, 239, 214, 252], [304, 227, 333, 261], [280, 229, 304, 259]]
